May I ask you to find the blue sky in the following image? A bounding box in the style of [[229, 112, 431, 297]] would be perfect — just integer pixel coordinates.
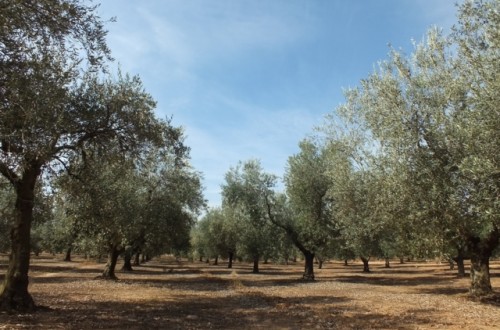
[[96, 0, 460, 208]]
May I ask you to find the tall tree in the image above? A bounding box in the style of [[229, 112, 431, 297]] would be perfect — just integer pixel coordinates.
[[0, 0, 175, 309], [324, 0, 499, 295]]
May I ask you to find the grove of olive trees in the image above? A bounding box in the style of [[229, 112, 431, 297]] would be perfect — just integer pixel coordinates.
[[192, 0, 499, 297], [0, 0, 498, 315], [0, 0, 204, 311]]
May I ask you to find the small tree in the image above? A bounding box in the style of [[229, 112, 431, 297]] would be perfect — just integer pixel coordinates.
[[221, 160, 278, 274], [281, 139, 335, 279]]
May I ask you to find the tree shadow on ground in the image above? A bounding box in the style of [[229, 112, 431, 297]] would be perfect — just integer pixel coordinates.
[[0, 290, 437, 330], [468, 293, 500, 307], [29, 275, 98, 285], [418, 286, 468, 296], [239, 278, 312, 288], [334, 275, 452, 287], [119, 275, 233, 292]]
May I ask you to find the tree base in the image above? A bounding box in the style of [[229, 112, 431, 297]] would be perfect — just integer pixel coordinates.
[[302, 273, 315, 281], [0, 290, 36, 312], [94, 275, 119, 281]]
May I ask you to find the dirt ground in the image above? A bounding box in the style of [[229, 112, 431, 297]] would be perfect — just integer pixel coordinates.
[[0, 255, 499, 329]]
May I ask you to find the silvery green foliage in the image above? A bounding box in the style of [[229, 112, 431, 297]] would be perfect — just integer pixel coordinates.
[[322, 0, 498, 293]]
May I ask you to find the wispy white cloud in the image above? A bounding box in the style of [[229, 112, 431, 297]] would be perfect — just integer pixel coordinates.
[[180, 90, 321, 207], [97, 0, 461, 209], [111, 0, 314, 72]]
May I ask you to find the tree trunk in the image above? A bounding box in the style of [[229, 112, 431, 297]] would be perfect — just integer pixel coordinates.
[[318, 258, 324, 270], [133, 253, 140, 266], [344, 259, 348, 266], [252, 256, 259, 273], [469, 255, 492, 296], [0, 170, 39, 312], [228, 252, 233, 269], [101, 246, 121, 280], [199, 256, 203, 262], [399, 257, 405, 264], [385, 258, 390, 268], [453, 255, 466, 277], [467, 230, 499, 296], [64, 247, 72, 262], [213, 256, 218, 266], [121, 252, 133, 272], [302, 251, 315, 280], [360, 256, 370, 273]]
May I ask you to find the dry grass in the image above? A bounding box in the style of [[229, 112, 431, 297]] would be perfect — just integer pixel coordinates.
[[0, 255, 499, 329]]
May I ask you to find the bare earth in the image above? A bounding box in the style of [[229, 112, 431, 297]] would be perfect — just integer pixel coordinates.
[[0, 255, 499, 329]]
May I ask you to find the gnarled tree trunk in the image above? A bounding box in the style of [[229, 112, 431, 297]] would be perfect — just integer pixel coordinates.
[[133, 253, 140, 266], [64, 247, 72, 262], [453, 255, 466, 277], [469, 255, 491, 296], [121, 251, 133, 272], [360, 256, 370, 273], [317, 257, 324, 269], [0, 168, 39, 311], [467, 229, 499, 296], [252, 256, 259, 273], [101, 246, 121, 280], [303, 251, 315, 280]]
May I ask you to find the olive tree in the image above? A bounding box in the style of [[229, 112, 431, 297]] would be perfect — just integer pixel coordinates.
[[221, 160, 279, 273], [324, 0, 499, 296], [0, 0, 176, 309], [281, 139, 335, 279]]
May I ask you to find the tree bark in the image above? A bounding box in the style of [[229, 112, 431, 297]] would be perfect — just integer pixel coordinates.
[[467, 229, 499, 296], [0, 167, 39, 312], [385, 258, 390, 268], [228, 252, 233, 269], [64, 247, 72, 262], [252, 256, 259, 273], [213, 256, 218, 266], [453, 255, 466, 277], [101, 246, 121, 280], [121, 251, 133, 272], [360, 256, 370, 273], [303, 251, 315, 280], [133, 253, 140, 266], [344, 259, 348, 266], [469, 255, 492, 296], [317, 257, 324, 269]]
